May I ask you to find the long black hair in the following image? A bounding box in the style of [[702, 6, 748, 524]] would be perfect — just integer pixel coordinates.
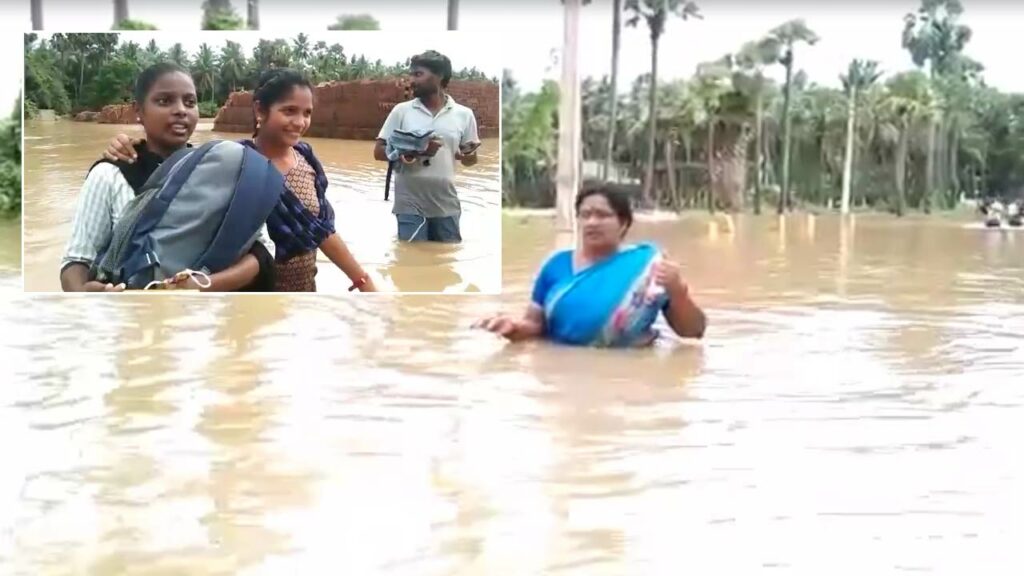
[[252, 67, 314, 137]]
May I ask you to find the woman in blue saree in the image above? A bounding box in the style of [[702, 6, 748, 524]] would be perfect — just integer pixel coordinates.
[[475, 184, 706, 347]]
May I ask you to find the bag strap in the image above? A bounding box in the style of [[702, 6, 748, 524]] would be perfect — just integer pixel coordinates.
[[384, 160, 394, 201], [194, 146, 285, 273]]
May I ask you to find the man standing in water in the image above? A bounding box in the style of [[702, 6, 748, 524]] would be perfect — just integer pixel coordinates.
[[374, 50, 481, 243]]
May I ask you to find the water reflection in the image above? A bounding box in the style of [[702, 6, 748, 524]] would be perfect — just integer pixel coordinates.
[[22, 120, 501, 293], [2, 214, 1023, 573]]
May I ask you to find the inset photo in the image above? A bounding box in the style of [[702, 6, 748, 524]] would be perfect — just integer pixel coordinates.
[[22, 31, 500, 293]]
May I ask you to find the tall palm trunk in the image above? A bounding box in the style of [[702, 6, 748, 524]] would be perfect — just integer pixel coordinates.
[[895, 121, 909, 217], [923, 117, 936, 212], [247, 0, 259, 30], [949, 122, 960, 202], [840, 83, 856, 214], [113, 0, 128, 26], [778, 48, 794, 214], [31, 0, 43, 30], [753, 90, 763, 215], [706, 117, 716, 213], [643, 31, 660, 208], [447, 0, 458, 30], [603, 0, 622, 181]]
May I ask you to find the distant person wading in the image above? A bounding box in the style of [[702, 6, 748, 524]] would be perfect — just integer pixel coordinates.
[[374, 50, 482, 244]]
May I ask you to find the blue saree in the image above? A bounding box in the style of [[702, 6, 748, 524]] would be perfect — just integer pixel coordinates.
[[539, 242, 669, 348]]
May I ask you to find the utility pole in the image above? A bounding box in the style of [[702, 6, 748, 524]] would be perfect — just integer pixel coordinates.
[[555, 0, 582, 234]]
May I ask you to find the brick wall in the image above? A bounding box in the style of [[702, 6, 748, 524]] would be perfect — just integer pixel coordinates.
[[214, 78, 498, 140]]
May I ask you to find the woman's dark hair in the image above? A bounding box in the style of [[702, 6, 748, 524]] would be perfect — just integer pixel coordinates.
[[134, 62, 191, 105], [575, 181, 634, 230], [410, 50, 452, 88], [252, 67, 314, 136]]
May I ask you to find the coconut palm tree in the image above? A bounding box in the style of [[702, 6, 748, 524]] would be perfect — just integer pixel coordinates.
[[736, 37, 780, 214], [625, 0, 701, 207], [766, 19, 818, 213], [839, 59, 882, 214], [603, 0, 623, 181], [882, 71, 933, 216]]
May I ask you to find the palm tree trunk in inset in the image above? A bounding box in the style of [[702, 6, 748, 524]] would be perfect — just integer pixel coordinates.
[[248, 0, 260, 30], [643, 32, 660, 208], [31, 0, 43, 30], [113, 0, 128, 27], [447, 0, 459, 30], [779, 48, 794, 214], [603, 0, 622, 182]]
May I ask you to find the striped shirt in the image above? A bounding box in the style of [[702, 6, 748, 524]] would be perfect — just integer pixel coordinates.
[[61, 162, 276, 272]]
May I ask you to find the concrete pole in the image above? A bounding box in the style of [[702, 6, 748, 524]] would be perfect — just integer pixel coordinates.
[[31, 0, 43, 30], [447, 0, 458, 30], [555, 0, 582, 235]]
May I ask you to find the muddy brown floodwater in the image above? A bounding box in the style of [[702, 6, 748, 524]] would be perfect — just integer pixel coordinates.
[[1, 212, 1022, 574], [21, 120, 501, 293]]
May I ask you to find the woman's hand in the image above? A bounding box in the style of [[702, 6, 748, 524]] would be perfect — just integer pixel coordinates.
[[83, 281, 126, 292], [358, 277, 379, 292], [473, 315, 522, 339], [651, 257, 688, 297], [103, 134, 141, 163]]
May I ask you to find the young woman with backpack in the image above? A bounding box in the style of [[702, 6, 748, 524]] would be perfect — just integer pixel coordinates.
[[100, 68, 378, 293], [61, 62, 276, 292]]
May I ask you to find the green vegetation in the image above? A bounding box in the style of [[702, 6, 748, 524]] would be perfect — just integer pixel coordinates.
[[0, 95, 20, 216], [328, 14, 381, 31], [202, 0, 245, 30], [503, 0, 1024, 215], [24, 33, 496, 120], [113, 19, 157, 30]]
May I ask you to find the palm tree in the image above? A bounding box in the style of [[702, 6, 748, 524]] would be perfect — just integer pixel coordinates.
[[736, 37, 780, 214], [328, 14, 380, 30], [113, 0, 128, 27], [902, 0, 971, 212], [192, 43, 218, 104], [625, 0, 701, 207], [692, 56, 732, 213], [603, 0, 622, 181], [167, 43, 188, 67], [291, 33, 310, 70], [883, 71, 933, 217], [247, 0, 259, 30], [219, 41, 247, 92], [767, 19, 818, 213], [839, 59, 881, 214]]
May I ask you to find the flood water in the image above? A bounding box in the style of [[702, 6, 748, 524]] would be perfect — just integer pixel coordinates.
[[21, 120, 501, 293], [0, 217, 20, 291], [3, 213, 1023, 574]]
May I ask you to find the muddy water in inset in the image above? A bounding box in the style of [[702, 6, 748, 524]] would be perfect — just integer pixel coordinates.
[[3, 213, 1024, 574], [0, 217, 20, 292], [21, 120, 501, 293]]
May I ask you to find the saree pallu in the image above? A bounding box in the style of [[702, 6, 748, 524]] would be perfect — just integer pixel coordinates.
[[543, 243, 669, 348]]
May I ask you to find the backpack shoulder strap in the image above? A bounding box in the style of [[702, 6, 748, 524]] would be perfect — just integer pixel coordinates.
[[113, 142, 218, 283], [193, 145, 285, 273]]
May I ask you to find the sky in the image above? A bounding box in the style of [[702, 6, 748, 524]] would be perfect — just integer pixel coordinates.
[[3, 0, 1024, 109]]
